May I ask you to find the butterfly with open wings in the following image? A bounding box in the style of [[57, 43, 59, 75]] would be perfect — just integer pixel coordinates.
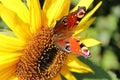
[[54, 6, 91, 58]]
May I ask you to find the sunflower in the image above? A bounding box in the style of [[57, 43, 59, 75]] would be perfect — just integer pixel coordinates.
[[0, 0, 102, 80]]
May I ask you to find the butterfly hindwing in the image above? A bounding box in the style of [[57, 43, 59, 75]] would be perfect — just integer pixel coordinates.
[[69, 37, 82, 54], [64, 37, 91, 58]]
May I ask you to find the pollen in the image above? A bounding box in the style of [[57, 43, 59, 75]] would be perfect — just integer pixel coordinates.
[[15, 27, 68, 80]]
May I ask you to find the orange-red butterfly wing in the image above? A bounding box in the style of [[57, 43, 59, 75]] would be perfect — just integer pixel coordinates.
[[69, 37, 82, 55]]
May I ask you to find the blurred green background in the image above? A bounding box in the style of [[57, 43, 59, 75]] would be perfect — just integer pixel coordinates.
[[0, 0, 120, 80]]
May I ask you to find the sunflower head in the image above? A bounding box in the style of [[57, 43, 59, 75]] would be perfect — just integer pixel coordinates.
[[15, 27, 68, 79]]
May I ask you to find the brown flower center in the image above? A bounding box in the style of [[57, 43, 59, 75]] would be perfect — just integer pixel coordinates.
[[15, 27, 68, 80]]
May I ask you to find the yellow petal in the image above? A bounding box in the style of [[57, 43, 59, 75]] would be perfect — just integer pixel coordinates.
[[66, 54, 93, 73], [42, 0, 55, 26], [0, 4, 32, 41], [0, 65, 16, 80], [30, 0, 42, 34], [13, 77, 18, 80], [71, 0, 93, 12], [54, 74, 61, 80], [40, 10, 48, 27], [76, 1, 102, 30], [73, 17, 96, 36], [61, 66, 77, 80], [43, 0, 70, 26], [53, 0, 70, 22], [81, 38, 101, 47], [0, 52, 22, 64], [0, 30, 16, 37], [26, 0, 30, 9], [0, 34, 25, 52], [0, 0, 30, 23], [0, 52, 22, 71]]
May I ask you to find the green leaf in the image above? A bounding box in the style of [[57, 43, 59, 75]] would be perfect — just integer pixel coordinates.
[[72, 57, 113, 80], [0, 29, 16, 37], [0, 18, 9, 29], [107, 71, 118, 80], [70, 0, 79, 6]]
